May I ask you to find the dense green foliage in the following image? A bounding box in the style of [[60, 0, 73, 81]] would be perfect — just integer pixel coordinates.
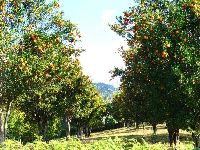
[[0, 0, 199, 148], [0, 138, 195, 150], [111, 0, 199, 130], [0, 0, 105, 143], [111, 0, 200, 146]]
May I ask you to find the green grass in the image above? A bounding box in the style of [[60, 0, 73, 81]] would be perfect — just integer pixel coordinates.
[[0, 125, 196, 150], [84, 125, 194, 149], [87, 125, 192, 144]]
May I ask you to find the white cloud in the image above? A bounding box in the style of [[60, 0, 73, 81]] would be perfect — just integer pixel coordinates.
[[80, 38, 127, 87], [77, 8, 129, 88]]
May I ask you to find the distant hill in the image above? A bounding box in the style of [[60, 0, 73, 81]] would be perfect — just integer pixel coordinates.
[[94, 82, 116, 99]]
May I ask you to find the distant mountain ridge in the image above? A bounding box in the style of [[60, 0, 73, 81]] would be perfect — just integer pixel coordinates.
[[94, 82, 116, 99]]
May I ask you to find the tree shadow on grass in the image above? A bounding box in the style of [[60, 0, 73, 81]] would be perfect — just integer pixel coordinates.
[[83, 131, 192, 145], [121, 133, 192, 144], [82, 126, 192, 150]]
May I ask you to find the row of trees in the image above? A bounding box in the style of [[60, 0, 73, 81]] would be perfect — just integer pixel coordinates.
[[1, 0, 199, 147], [111, 0, 200, 147], [0, 0, 106, 143]]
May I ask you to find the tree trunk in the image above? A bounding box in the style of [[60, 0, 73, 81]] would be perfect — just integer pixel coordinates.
[[136, 121, 139, 129], [41, 126, 48, 142], [127, 121, 130, 128], [143, 122, 145, 129], [88, 127, 91, 137], [80, 127, 83, 139], [77, 126, 80, 138], [168, 128, 173, 147], [79, 127, 83, 139], [77, 122, 80, 138], [192, 132, 200, 148], [84, 126, 88, 137], [39, 121, 48, 142], [167, 127, 179, 147], [173, 129, 179, 146], [77, 122, 83, 139], [65, 117, 71, 139], [152, 123, 157, 135], [85, 126, 91, 137], [3, 102, 12, 140], [0, 109, 4, 144]]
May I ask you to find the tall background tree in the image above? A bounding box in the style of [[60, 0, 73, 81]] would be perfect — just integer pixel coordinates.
[[111, 0, 199, 146]]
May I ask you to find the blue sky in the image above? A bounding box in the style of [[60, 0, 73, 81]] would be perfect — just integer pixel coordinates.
[[60, 0, 135, 87]]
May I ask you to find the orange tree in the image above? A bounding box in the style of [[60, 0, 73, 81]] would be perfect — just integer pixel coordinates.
[[57, 73, 105, 138], [111, 0, 199, 146], [73, 75, 105, 138], [111, 91, 126, 126], [1, 0, 105, 142], [1, 0, 83, 141], [112, 90, 137, 127]]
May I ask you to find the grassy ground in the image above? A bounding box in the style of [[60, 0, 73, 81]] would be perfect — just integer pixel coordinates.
[[1, 125, 196, 150], [83, 124, 194, 149], [89, 125, 191, 142]]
